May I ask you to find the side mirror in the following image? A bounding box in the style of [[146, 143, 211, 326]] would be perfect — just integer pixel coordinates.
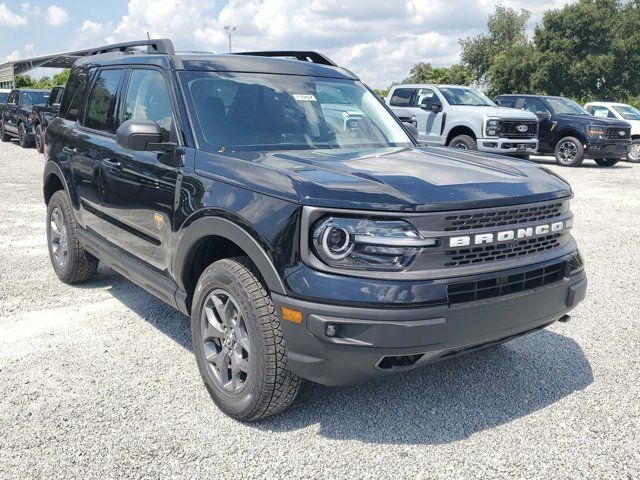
[[116, 120, 175, 152], [537, 112, 551, 121], [431, 102, 443, 113], [403, 122, 419, 138]]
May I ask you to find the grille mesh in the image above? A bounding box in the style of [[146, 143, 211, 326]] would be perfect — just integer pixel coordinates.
[[606, 127, 630, 140], [444, 234, 561, 267], [447, 261, 567, 304], [500, 120, 538, 139], [444, 203, 563, 232]]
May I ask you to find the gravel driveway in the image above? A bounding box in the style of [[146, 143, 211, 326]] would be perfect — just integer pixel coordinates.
[[1, 141, 638, 479]]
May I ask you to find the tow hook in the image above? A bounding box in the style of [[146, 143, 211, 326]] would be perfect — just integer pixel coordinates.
[[559, 314, 571, 323]]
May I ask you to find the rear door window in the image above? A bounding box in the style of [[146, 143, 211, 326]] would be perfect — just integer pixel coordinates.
[[495, 97, 516, 108], [389, 88, 415, 107], [84, 69, 124, 132]]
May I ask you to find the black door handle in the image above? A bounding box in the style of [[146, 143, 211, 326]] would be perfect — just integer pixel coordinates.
[[103, 158, 122, 169], [62, 146, 77, 155]]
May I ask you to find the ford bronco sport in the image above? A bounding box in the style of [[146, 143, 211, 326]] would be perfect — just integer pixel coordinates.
[[43, 40, 587, 421]]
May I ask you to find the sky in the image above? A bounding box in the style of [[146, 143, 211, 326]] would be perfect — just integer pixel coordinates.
[[0, 0, 572, 89]]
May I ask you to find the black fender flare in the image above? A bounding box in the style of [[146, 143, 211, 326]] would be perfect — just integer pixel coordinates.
[[174, 216, 287, 298], [42, 161, 69, 204], [551, 129, 587, 148]]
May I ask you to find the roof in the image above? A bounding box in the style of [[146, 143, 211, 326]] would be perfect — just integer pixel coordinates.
[[73, 51, 357, 80], [393, 84, 473, 89], [584, 101, 629, 107], [494, 93, 564, 99]]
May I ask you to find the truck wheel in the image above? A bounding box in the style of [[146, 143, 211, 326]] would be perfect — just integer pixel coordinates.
[[34, 124, 43, 153], [448, 134, 478, 151], [18, 123, 31, 148], [554, 137, 584, 167], [191, 258, 300, 421], [0, 122, 10, 142], [594, 158, 619, 167], [46, 190, 99, 284], [627, 139, 640, 163]]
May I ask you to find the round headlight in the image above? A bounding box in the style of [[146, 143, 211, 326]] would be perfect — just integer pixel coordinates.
[[322, 226, 352, 259]]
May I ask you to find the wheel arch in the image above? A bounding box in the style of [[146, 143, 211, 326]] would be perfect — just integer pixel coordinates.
[[552, 129, 587, 147], [445, 124, 477, 145], [43, 162, 68, 205], [175, 216, 287, 315]]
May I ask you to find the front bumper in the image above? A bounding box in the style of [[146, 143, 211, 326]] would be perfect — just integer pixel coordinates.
[[584, 140, 630, 159], [274, 257, 586, 386], [478, 137, 538, 154]]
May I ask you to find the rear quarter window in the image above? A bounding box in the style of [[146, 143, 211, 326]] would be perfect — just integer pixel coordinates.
[[60, 68, 89, 122], [389, 88, 415, 107]]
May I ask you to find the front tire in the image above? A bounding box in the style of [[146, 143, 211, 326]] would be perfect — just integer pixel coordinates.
[[191, 258, 300, 421], [448, 134, 478, 151], [0, 122, 10, 142], [627, 139, 640, 163], [594, 158, 619, 167], [34, 124, 43, 153], [46, 190, 99, 284], [554, 136, 584, 167]]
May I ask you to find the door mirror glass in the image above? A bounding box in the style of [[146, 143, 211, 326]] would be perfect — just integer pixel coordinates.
[[537, 111, 551, 121], [116, 119, 169, 151], [431, 102, 443, 113]]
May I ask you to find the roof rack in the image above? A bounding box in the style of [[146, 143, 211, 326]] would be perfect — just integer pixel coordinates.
[[234, 51, 337, 67], [91, 39, 175, 55]]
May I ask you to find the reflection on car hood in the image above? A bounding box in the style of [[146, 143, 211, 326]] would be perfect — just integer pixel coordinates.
[[553, 113, 630, 127], [194, 146, 572, 212]]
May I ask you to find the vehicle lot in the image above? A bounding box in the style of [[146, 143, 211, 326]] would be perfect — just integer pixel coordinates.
[[0, 141, 638, 479]]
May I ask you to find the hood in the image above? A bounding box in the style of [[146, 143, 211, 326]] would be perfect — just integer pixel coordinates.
[[450, 105, 538, 120], [553, 113, 630, 127], [195, 147, 572, 212], [194, 147, 572, 212]]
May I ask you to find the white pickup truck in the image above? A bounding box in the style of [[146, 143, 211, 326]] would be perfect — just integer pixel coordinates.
[[387, 84, 539, 156]]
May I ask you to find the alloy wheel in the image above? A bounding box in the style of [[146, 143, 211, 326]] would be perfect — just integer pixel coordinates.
[[629, 143, 640, 162], [49, 207, 68, 267], [201, 289, 251, 394], [454, 143, 468, 150], [557, 141, 577, 164]]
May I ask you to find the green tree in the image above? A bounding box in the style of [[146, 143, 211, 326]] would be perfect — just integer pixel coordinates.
[[487, 44, 537, 97], [460, 6, 532, 84], [402, 63, 471, 85], [52, 69, 70, 86], [14, 75, 35, 87]]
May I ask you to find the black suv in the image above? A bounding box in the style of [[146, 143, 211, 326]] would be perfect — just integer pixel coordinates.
[[494, 94, 631, 167], [0, 88, 51, 148], [43, 40, 587, 421]]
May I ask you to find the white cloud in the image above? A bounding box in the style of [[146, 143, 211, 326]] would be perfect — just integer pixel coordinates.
[[80, 19, 105, 35], [0, 3, 28, 26], [3, 50, 21, 62], [24, 43, 34, 53], [46, 5, 69, 27], [104, 0, 575, 88]]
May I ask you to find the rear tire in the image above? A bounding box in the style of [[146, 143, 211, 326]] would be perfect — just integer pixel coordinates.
[[448, 134, 478, 151], [0, 122, 10, 142], [594, 158, 619, 167], [627, 139, 640, 163], [46, 190, 99, 284], [554, 136, 584, 167], [34, 124, 43, 153], [18, 123, 31, 148], [191, 257, 300, 421]]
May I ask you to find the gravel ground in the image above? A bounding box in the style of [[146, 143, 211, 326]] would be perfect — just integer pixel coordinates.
[[0, 141, 639, 480]]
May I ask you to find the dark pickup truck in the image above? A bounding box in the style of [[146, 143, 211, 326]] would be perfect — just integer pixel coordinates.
[[31, 86, 64, 153], [0, 88, 50, 148], [494, 94, 631, 167]]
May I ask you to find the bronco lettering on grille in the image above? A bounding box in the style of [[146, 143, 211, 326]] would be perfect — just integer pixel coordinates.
[[448, 221, 567, 248]]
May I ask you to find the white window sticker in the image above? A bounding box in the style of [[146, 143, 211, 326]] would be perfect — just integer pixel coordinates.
[[293, 94, 317, 102]]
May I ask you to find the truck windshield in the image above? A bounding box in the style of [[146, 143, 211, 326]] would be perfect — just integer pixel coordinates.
[[545, 97, 589, 116], [21, 91, 49, 106], [0, 92, 8, 103], [439, 87, 494, 106], [612, 105, 640, 121], [179, 72, 413, 152]]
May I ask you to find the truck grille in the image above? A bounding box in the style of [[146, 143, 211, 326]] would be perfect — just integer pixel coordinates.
[[606, 127, 630, 140], [447, 261, 567, 304], [500, 120, 538, 139], [444, 202, 563, 232], [444, 234, 561, 267]]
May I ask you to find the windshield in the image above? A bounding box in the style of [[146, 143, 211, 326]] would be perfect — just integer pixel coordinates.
[[439, 87, 494, 106], [0, 92, 8, 103], [21, 91, 49, 106], [546, 97, 589, 116], [613, 105, 640, 121], [179, 72, 413, 152]]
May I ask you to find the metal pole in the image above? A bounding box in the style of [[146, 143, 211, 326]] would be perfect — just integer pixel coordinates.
[[224, 26, 236, 53]]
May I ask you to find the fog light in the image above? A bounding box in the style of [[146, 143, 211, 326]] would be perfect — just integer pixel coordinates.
[[325, 324, 339, 337]]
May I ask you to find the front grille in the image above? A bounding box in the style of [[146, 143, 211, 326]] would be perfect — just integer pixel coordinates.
[[444, 234, 561, 267], [606, 127, 630, 140], [447, 261, 567, 304], [444, 202, 563, 232], [500, 120, 538, 139]]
